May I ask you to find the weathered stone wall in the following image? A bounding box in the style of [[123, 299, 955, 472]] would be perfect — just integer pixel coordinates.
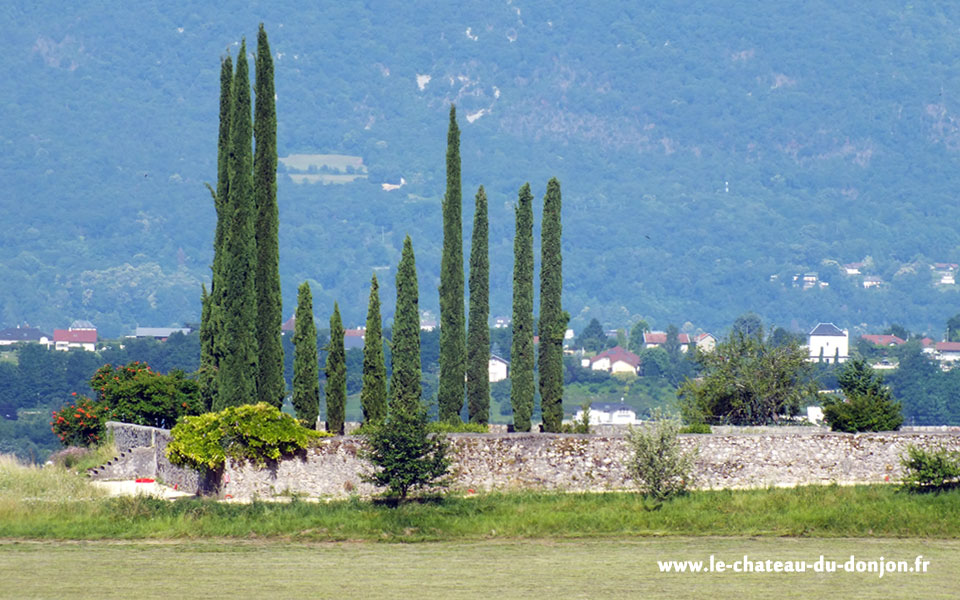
[[100, 423, 960, 501]]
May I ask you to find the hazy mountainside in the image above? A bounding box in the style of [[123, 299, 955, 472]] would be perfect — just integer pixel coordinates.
[[4, 1, 960, 338]]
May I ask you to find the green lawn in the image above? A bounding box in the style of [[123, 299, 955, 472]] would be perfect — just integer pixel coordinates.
[[2, 537, 957, 599]]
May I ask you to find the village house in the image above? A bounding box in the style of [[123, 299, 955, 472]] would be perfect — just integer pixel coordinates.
[[53, 321, 97, 352], [0, 326, 52, 347], [343, 328, 365, 350], [642, 331, 692, 352], [588, 346, 641, 375], [488, 354, 509, 383], [861, 334, 905, 347], [935, 342, 960, 369], [807, 323, 849, 363], [694, 332, 717, 353], [573, 402, 639, 425]]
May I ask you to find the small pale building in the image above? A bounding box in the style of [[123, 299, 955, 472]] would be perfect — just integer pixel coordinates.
[[694, 332, 717, 353], [488, 355, 509, 383], [574, 402, 639, 425], [807, 323, 849, 363]]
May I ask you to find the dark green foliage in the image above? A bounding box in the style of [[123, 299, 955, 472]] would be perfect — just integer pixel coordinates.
[[197, 285, 216, 411], [438, 105, 465, 423], [90, 362, 202, 429], [679, 423, 713, 434], [253, 24, 285, 409], [680, 324, 817, 425], [510, 183, 535, 432], [390, 236, 421, 416], [467, 186, 490, 425], [326, 303, 347, 434], [361, 274, 388, 425], [576, 318, 606, 352], [628, 410, 697, 501], [822, 358, 903, 432], [216, 40, 258, 410], [292, 282, 320, 428], [900, 444, 960, 493], [948, 314, 960, 343], [539, 178, 567, 432], [201, 55, 232, 409], [166, 402, 327, 471], [731, 312, 764, 340], [361, 404, 451, 500]]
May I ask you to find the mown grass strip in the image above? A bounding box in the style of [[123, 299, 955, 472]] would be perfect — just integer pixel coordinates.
[[2, 485, 960, 541]]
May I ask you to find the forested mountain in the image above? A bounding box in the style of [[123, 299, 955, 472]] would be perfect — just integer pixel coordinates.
[[4, 1, 960, 337]]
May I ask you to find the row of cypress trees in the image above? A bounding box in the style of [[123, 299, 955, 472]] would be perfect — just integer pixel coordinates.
[[440, 106, 567, 432], [200, 25, 284, 412]]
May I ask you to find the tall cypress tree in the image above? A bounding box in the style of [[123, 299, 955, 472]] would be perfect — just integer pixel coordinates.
[[361, 273, 387, 425], [391, 236, 422, 416], [438, 105, 466, 423], [466, 186, 490, 424], [216, 40, 258, 410], [292, 282, 319, 427], [510, 183, 535, 432], [201, 54, 232, 407], [253, 24, 285, 408], [326, 302, 347, 434], [538, 178, 568, 432]]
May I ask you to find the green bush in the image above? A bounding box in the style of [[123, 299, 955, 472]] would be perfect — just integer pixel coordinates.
[[427, 421, 489, 434], [91, 362, 203, 428], [49, 396, 112, 447], [679, 423, 712, 434], [627, 410, 697, 501], [822, 359, 903, 433], [900, 444, 960, 493], [166, 403, 328, 471]]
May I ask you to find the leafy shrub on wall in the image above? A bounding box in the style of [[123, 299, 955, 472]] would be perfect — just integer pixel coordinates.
[[166, 403, 329, 471], [50, 395, 111, 447], [91, 362, 202, 428]]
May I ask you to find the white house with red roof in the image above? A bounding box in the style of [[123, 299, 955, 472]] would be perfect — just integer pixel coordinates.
[[589, 346, 641, 375], [642, 331, 692, 352], [694, 332, 717, 353], [343, 328, 365, 350], [807, 323, 848, 363], [935, 342, 960, 368], [53, 323, 97, 352]]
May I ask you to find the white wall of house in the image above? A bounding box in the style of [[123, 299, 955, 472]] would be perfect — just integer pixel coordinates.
[[574, 407, 639, 425], [610, 359, 637, 374], [488, 358, 509, 383], [590, 357, 611, 371], [808, 333, 849, 363]]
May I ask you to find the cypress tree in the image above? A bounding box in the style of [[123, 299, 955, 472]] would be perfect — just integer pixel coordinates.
[[510, 183, 535, 432], [466, 186, 490, 424], [361, 273, 388, 425], [198, 284, 216, 411], [538, 178, 568, 432], [202, 54, 232, 407], [326, 302, 347, 434], [253, 24, 285, 408], [438, 105, 466, 423], [390, 236, 422, 416], [292, 282, 320, 427], [216, 39, 258, 410]]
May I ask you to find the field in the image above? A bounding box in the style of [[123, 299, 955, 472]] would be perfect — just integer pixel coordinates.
[[2, 537, 958, 599]]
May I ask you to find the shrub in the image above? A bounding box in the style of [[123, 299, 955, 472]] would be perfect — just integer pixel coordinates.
[[560, 401, 591, 434], [361, 405, 451, 501], [900, 444, 960, 493], [91, 362, 203, 428], [427, 421, 489, 434], [50, 396, 112, 447], [627, 410, 697, 501], [822, 358, 903, 433], [166, 403, 328, 471], [679, 423, 712, 434]]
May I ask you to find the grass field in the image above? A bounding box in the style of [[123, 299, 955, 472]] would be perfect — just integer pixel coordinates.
[[2, 537, 958, 599]]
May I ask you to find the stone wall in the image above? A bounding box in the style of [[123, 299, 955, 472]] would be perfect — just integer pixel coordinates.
[[99, 422, 960, 501]]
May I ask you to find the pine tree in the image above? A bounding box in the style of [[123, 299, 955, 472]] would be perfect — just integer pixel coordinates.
[[390, 236, 422, 416], [467, 186, 490, 424], [253, 24, 285, 408], [438, 105, 466, 423], [292, 282, 319, 427], [326, 302, 347, 434], [538, 178, 568, 432], [511, 183, 535, 432], [216, 40, 258, 410], [201, 54, 232, 407], [361, 273, 388, 425]]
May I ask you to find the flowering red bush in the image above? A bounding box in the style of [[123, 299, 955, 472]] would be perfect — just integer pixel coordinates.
[[50, 396, 112, 447], [90, 362, 203, 428]]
